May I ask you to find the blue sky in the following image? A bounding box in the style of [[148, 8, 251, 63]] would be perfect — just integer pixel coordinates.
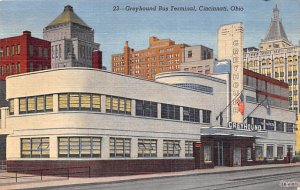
[[0, 0, 299, 70]]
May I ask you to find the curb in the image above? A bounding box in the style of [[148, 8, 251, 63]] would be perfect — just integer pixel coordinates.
[[23, 164, 300, 190]]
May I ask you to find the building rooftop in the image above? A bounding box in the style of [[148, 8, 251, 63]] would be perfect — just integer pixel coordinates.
[[46, 5, 90, 28], [263, 5, 289, 42]]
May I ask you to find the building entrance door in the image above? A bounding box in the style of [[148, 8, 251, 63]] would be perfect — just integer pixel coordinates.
[[233, 146, 241, 166], [214, 141, 224, 166]]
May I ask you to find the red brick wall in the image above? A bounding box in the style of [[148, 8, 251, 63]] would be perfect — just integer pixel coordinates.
[[0, 31, 51, 80], [7, 159, 195, 177]]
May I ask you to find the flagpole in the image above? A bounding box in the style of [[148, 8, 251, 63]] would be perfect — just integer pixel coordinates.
[[243, 97, 267, 122], [216, 90, 243, 120]]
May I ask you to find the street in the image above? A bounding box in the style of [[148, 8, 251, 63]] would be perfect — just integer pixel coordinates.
[[33, 166, 300, 190]]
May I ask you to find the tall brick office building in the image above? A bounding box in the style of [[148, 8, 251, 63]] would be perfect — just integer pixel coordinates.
[[0, 31, 51, 81], [112, 37, 188, 80]]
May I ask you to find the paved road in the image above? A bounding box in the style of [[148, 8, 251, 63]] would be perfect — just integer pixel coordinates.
[[34, 167, 300, 190]]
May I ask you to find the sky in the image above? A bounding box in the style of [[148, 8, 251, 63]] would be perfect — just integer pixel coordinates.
[[0, 0, 299, 70]]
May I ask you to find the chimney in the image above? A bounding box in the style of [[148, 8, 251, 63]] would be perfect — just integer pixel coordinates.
[[23, 31, 31, 37]]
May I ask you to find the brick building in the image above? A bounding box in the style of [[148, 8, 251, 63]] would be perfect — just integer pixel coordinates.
[[112, 36, 188, 80], [0, 31, 51, 81]]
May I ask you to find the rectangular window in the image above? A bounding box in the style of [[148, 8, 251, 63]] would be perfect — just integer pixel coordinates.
[[267, 145, 274, 159], [276, 121, 284, 132], [202, 110, 211, 124], [265, 120, 275, 131], [163, 140, 180, 157], [45, 95, 53, 112], [27, 97, 36, 113], [106, 96, 131, 115], [9, 99, 14, 115], [58, 137, 101, 158], [286, 123, 294, 133], [19, 97, 27, 114], [138, 139, 157, 157], [11, 46, 14, 56], [16, 44, 20, 55], [247, 147, 252, 161], [277, 146, 284, 160], [81, 94, 91, 111], [255, 145, 263, 161], [59, 94, 68, 111], [188, 50, 192, 58], [136, 100, 157, 118], [69, 93, 80, 111], [6, 46, 9, 57], [16, 62, 20, 73], [204, 145, 212, 162], [44, 48, 48, 58], [92, 94, 101, 111], [36, 96, 45, 112], [183, 107, 200, 122], [109, 138, 131, 158], [185, 141, 193, 157], [161, 104, 180, 120], [21, 137, 49, 158]]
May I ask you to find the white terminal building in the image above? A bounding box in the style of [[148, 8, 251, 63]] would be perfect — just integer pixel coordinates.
[[0, 67, 295, 176]]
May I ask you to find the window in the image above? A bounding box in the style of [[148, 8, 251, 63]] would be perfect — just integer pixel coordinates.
[[174, 83, 213, 94], [27, 97, 36, 113], [16, 44, 20, 55], [19, 95, 53, 114], [202, 110, 211, 124], [161, 103, 180, 120], [255, 145, 263, 161], [58, 93, 101, 112], [247, 147, 252, 161], [267, 145, 274, 159], [276, 121, 284, 132], [21, 137, 49, 158], [136, 100, 157, 118], [6, 46, 9, 57], [0, 48, 3, 57], [185, 141, 193, 157], [286, 123, 294, 133], [277, 146, 284, 160], [109, 138, 131, 158], [11, 64, 14, 74], [19, 97, 27, 114], [9, 99, 14, 115], [106, 96, 131, 115], [163, 140, 180, 157], [58, 137, 101, 158], [204, 145, 212, 162], [138, 139, 157, 157], [183, 107, 200, 122], [265, 120, 275, 131], [16, 62, 20, 73], [188, 50, 192, 58], [11, 46, 14, 56]]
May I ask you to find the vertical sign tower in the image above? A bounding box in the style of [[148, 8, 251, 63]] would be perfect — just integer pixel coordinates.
[[218, 23, 244, 123]]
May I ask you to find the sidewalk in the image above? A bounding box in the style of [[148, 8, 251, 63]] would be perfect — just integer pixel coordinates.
[[2, 163, 300, 190]]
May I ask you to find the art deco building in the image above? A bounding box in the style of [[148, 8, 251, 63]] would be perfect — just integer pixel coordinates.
[[244, 5, 300, 112], [43, 5, 101, 68]]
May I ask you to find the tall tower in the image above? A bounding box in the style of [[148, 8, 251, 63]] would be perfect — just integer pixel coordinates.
[[43, 5, 100, 68], [259, 4, 292, 51]]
